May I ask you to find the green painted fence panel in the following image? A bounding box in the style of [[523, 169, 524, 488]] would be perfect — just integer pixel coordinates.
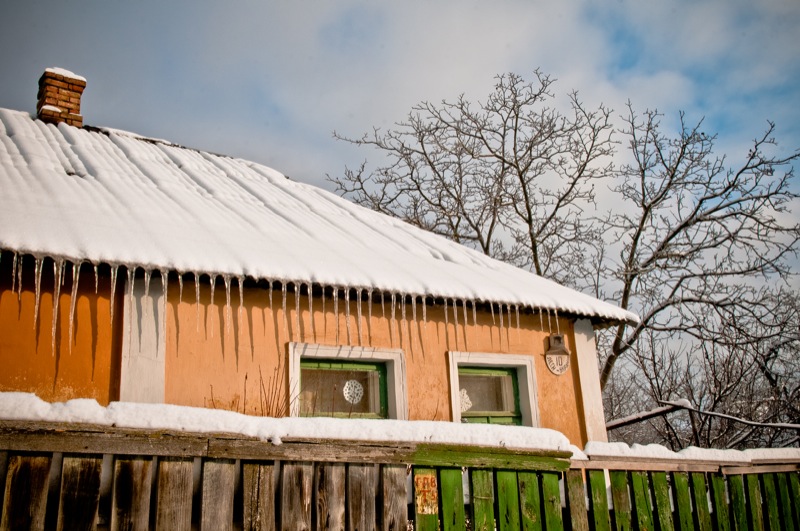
[[672, 472, 693, 531], [790, 473, 800, 528], [711, 473, 731, 531], [727, 474, 748, 531], [630, 471, 653, 531], [518, 471, 543, 531], [587, 470, 611, 531], [776, 473, 795, 531], [470, 469, 495, 531], [497, 470, 521, 531], [746, 474, 765, 531], [690, 472, 712, 531], [440, 468, 466, 531], [650, 471, 674, 531], [609, 470, 631, 531], [762, 474, 780, 531], [413, 467, 439, 531], [541, 471, 563, 531]]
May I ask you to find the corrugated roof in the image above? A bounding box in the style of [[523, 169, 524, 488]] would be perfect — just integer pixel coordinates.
[[0, 108, 638, 325]]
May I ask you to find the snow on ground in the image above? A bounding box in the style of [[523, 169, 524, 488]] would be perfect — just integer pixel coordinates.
[[0, 108, 638, 325]]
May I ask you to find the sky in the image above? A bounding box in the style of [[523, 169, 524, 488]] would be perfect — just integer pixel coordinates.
[[1, 0, 799, 191]]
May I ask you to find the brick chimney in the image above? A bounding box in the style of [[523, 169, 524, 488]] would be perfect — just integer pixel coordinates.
[[36, 68, 86, 127]]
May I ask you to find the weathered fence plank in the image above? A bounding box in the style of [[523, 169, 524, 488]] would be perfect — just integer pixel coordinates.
[[587, 469, 610, 531], [541, 471, 563, 531], [347, 463, 377, 531], [790, 473, 800, 528], [0, 451, 6, 521], [413, 467, 438, 531], [518, 471, 542, 531], [242, 461, 277, 531], [650, 471, 673, 531], [281, 462, 313, 531], [155, 457, 194, 531], [497, 470, 521, 531], [201, 458, 236, 531], [776, 473, 795, 531], [110, 456, 153, 531], [315, 463, 345, 531], [470, 469, 494, 531], [710, 473, 730, 531], [630, 471, 653, 531], [0, 453, 51, 531], [672, 472, 693, 531], [609, 470, 631, 531], [565, 469, 588, 531], [727, 474, 748, 531], [690, 472, 712, 531], [762, 473, 781, 531], [56, 454, 103, 531], [439, 467, 465, 531], [746, 473, 765, 531], [380, 464, 407, 531]]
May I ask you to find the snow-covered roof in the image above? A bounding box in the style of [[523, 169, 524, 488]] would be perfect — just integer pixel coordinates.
[[0, 108, 638, 325]]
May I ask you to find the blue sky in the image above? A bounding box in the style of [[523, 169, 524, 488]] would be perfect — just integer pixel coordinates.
[[1, 1, 798, 189]]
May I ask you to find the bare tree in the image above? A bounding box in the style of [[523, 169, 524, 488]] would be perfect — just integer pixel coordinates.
[[330, 71, 615, 285]]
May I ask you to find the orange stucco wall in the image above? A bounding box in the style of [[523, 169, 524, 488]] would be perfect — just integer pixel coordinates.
[[0, 259, 121, 404], [164, 283, 590, 444]]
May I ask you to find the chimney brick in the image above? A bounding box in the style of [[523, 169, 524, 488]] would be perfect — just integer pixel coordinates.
[[37, 68, 86, 128]]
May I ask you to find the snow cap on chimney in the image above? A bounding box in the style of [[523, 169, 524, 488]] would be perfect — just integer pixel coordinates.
[[37, 67, 87, 127]]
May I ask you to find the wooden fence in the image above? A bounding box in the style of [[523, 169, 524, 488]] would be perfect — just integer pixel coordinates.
[[0, 420, 798, 530]]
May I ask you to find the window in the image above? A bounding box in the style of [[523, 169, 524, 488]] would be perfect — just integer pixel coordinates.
[[448, 352, 539, 426], [289, 343, 408, 420], [299, 359, 388, 418], [458, 367, 521, 425]]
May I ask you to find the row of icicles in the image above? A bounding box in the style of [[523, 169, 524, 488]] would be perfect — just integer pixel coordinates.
[[3, 252, 564, 356]]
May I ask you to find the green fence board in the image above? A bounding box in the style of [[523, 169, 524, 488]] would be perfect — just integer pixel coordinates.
[[650, 471, 673, 531], [776, 473, 795, 531], [630, 471, 653, 531], [413, 467, 439, 531], [691, 472, 712, 531], [746, 474, 765, 531], [565, 470, 589, 531], [587, 470, 611, 531], [609, 470, 631, 531], [727, 474, 748, 531], [470, 469, 495, 531], [710, 473, 730, 531], [790, 473, 800, 528], [541, 471, 563, 531], [762, 474, 780, 531], [497, 470, 521, 531], [518, 471, 542, 531], [440, 468, 466, 531], [672, 472, 693, 531]]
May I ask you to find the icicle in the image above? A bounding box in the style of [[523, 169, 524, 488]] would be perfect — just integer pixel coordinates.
[[321, 285, 326, 335], [33, 257, 43, 331], [555, 308, 561, 334], [281, 284, 288, 340], [50, 259, 64, 356], [411, 296, 417, 335], [381, 291, 386, 320], [472, 300, 478, 329], [462, 300, 469, 351], [161, 270, 169, 313], [333, 288, 339, 344], [443, 298, 449, 337], [452, 299, 459, 349], [210, 275, 217, 308], [238, 276, 245, 335], [178, 273, 184, 303], [10, 253, 17, 297], [109, 265, 118, 326], [94, 264, 99, 294], [194, 272, 201, 331], [295, 283, 301, 341], [222, 275, 232, 336], [344, 289, 352, 345], [308, 283, 315, 341], [68, 262, 80, 352], [356, 289, 363, 346], [538, 307, 544, 331], [389, 293, 396, 347], [143, 269, 152, 302], [490, 302, 495, 326], [422, 298, 428, 334], [547, 308, 552, 334], [515, 305, 521, 342], [15, 253, 24, 301], [499, 303, 506, 349], [400, 294, 407, 351], [367, 289, 373, 342]]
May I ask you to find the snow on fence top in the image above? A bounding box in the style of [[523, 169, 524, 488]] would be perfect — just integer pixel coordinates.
[[0, 108, 638, 325]]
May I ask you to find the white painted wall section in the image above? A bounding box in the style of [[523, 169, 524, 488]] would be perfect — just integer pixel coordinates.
[[573, 319, 608, 442], [119, 275, 166, 403]]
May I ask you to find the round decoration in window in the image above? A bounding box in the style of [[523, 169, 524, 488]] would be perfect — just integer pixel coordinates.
[[343, 380, 365, 404], [459, 388, 473, 412]]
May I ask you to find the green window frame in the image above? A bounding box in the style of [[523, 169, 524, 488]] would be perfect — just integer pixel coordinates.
[[299, 359, 389, 419], [458, 366, 522, 425]]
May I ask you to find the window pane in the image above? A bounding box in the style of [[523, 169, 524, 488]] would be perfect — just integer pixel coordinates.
[[300, 365, 385, 418], [459, 373, 515, 412]]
